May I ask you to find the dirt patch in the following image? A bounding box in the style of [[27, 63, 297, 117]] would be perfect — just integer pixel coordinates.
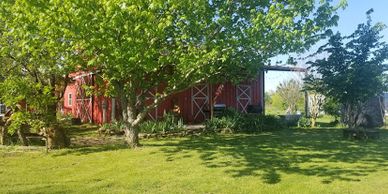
[[70, 136, 124, 147]]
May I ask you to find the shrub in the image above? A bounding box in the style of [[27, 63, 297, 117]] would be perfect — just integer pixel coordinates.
[[298, 116, 311, 128], [220, 108, 242, 118], [99, 121, 125, 136], [58, 113, 73, 123], [205, 109, 285, 133], [236, 114, 263, 133], [204, 116, 238, 133], [260, 115, 285, 131], [139, 112, 184, 134]]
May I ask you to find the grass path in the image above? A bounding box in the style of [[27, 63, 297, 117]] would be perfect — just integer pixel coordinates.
[[1, 128, 388, 193]]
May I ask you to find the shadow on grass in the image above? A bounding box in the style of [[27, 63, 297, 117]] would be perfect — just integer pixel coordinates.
[[315, 121, 340, 128], [149, 128, 388, 184], [64, 123, 100, 138]]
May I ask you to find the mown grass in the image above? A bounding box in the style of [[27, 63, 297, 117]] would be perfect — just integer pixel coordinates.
[[1, 127, 388, 193]]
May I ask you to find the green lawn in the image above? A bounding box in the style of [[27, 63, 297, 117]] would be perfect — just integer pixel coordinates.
[[2, 128, 388, 193]]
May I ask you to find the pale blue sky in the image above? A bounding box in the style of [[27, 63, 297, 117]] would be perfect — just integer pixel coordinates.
[[265, 0, 388, 92]]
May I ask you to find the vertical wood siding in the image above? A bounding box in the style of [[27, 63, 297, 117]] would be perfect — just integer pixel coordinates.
[[63, 74, 264, 124]]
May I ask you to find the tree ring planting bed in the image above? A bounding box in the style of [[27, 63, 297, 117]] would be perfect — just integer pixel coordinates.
[[343, 129, 380, 139]]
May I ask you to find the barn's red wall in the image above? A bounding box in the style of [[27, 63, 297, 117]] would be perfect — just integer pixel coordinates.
[[62, 83, 77, 117], [63, 74, 264, 124]]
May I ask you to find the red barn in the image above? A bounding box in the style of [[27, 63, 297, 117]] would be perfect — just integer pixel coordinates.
[[63, 66, 305, 124]]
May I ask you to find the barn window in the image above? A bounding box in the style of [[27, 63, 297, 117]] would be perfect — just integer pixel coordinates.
[[0, 103, 6, 115], [68, 93, 73, 106]]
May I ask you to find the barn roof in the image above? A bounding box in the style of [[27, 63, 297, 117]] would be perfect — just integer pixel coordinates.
[[263, 65, 307, 72]]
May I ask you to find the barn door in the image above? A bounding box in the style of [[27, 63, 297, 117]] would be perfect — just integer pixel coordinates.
[[75, 74, 93, 123], [144, 88, 158, 121], [192, 84, 210, 121], [236, 84, 252, 113]]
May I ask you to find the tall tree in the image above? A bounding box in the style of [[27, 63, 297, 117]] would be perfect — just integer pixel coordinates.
[[277, 79, 304, 114], [303, 72, 326, 127], [72, 0, 344, 147], [305, 10, 388, 128], [0, 1, 76, 148], [3, 0, 345, 148], [308, 92, 325, 127]]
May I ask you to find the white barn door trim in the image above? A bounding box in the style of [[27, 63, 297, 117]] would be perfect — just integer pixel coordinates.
[[236, 84, 252, 113], [75, 74, 93, 123], [191, 84, 210, 120], [145, 88, 158, 121]]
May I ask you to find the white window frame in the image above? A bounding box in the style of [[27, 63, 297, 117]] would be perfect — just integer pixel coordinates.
[[0, 103, 6, 116], [68, 93, 73, 107]]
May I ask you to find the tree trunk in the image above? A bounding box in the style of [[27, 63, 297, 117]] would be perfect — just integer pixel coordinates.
[[118, 83, 143, 149], [45, 86, 70, 149], [46, 125, 70, 149], [45, 127, 70, 149], [0, 125, 8, 145], [311, 118, 316, 128], [124, 126, 140, 148], [356, 96, 384, 128], [44, 120, 70, 149], [117, 83, 161, 149], [17, 127, 28, 146], [343, 102, 363, 129]]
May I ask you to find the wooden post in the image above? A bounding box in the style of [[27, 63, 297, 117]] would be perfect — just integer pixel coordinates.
[[102, 100, 107, 123], [260, 71, 265, 115], [0, 126, 6, 145], [304, 72, 309, 117], [90, 74, 94, 123], [210, 97, 214, 120], [111, 98, 116, 122]]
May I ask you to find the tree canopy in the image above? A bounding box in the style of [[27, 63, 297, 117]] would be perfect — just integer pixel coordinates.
[[277, 79, 304, 114], [305, 10, 388, 128], [0, 1, 76, 148], [0, 0, 346, 147]]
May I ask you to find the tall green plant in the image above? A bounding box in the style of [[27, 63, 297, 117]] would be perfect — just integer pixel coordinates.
[[305, 10, 388, 128], [322, 97, 341, 122], [277, 79, 304, 114]]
